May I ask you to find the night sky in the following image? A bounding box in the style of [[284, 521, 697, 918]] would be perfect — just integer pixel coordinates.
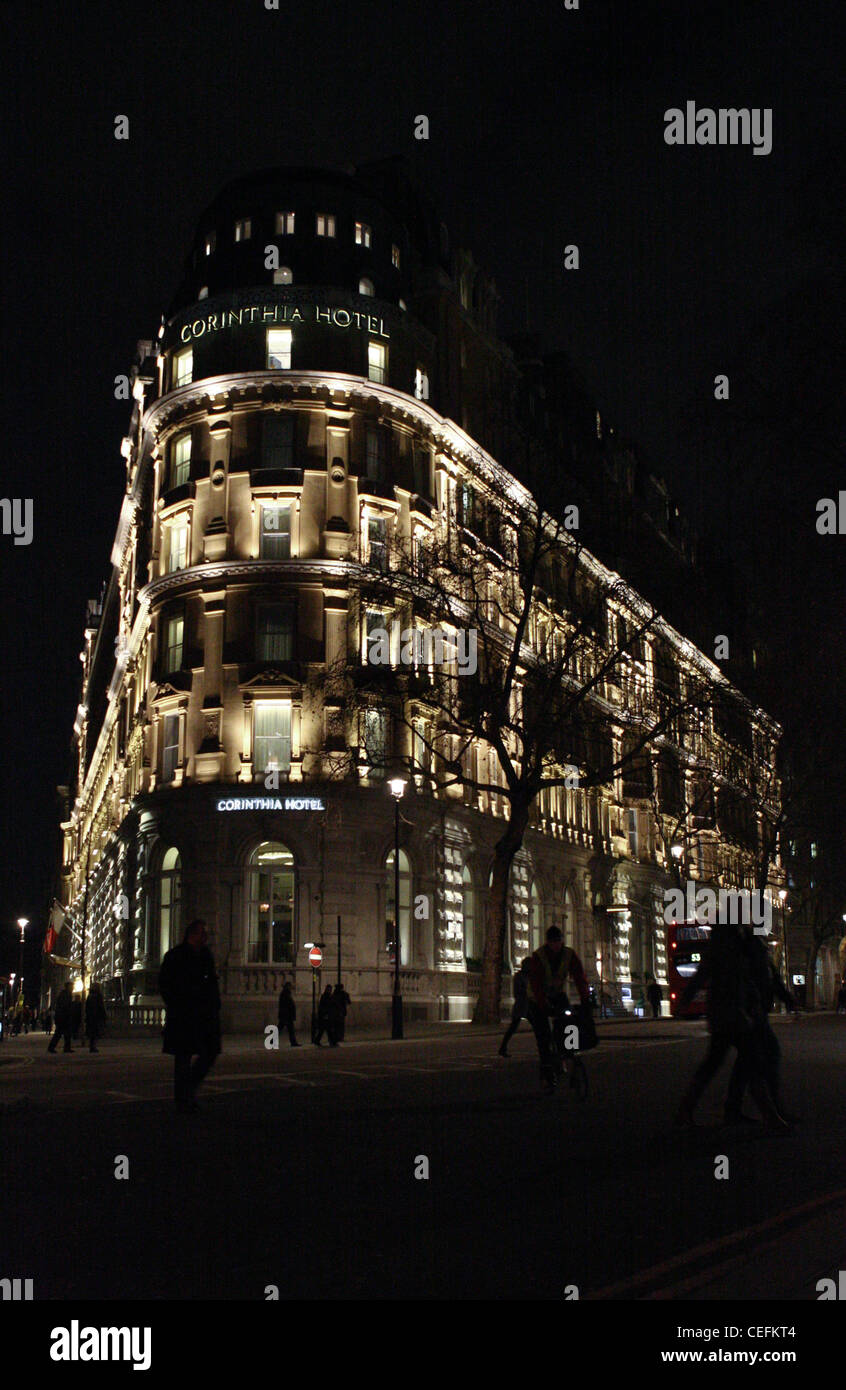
[[1, 0, 844, 984]]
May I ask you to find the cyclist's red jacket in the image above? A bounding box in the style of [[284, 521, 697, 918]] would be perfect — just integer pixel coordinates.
[[527, 945, 590, 1011]]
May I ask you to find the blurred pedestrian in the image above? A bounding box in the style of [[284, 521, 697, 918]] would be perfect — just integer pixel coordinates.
[[47, 983, 74, 1054], [332, 982, 351, 1041], [647, 979, 663, 1020], [71, 993, 82, 1041], [277, 981, 300, 1047], [85, 982, 107, 1053], [159, 919, 221, 1112], [675, 921, 789, 1132], [499, 958, 530, 1056], [314, 985, 338, 1046]]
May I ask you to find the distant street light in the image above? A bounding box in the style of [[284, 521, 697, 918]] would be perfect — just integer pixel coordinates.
[[389, 778, 407, 1039], [16, 918, 28, 1005]]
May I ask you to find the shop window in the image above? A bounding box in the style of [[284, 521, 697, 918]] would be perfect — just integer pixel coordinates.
[[247, 841, 295, 964]]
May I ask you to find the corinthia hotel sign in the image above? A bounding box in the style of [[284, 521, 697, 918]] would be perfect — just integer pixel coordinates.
[[179, 303, 390, 345], [216, 796, 325, 812]]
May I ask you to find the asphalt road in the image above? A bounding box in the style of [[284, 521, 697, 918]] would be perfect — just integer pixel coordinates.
[[1, 1014, 844, 1300]]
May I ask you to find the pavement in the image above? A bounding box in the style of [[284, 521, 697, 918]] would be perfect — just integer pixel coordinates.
[[1, 1012, 843, 1300]]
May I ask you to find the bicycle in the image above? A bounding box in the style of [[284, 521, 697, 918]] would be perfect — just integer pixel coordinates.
[[547, 1002, 589, 1101]]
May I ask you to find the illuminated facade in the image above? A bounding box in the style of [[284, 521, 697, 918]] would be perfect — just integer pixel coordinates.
[[58, 164, 783, 1028]]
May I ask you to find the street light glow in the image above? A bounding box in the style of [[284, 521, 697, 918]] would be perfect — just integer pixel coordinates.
[[388, 777, 407, 800]]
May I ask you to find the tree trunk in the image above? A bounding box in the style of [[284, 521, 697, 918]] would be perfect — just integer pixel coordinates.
[[472, 803, 529, 1024]]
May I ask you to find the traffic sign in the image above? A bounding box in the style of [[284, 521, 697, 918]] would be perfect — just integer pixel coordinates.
[[308, 946, 323, 967]]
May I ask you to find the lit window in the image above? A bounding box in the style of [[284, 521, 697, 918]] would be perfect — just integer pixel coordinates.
[[530, 881, 543, 952], [462, 866, 480, 964], [365, 709, 387, 780], [414, 366, 429, 401], [316, 213, 336, 237], [234, 218, 252, 242], [173, 348, 192, 388], [275, 212, 295, 235], [204, 232, 216, 256], [260, 506, 291, 560], [398, 298, 407, 312], [627, 808, 639, 858], [385, 847, 411, 958], [170, 433, 191, 488], [247, 841, 294, 964], [359, 277, 374, 297], [273, 267, 293, 285], [368, 516, 387, 571], [257, 604, 293, 662], [161, 714, 179, 784], [811, 842, 819, 858], [392, 244, 400, 269], [167, 520, 189, 573], [368, 341, 387, 384], [412, 448, 430, 496], [267, 328, 292, 369], [254, 706, 292, 776], [198, 286, 209, 300], [163, 615, 184, 672], [159, 847, 182, 956], [355, 222, 372, 247]]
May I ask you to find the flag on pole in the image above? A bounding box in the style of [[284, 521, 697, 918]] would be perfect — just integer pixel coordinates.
[[44, 902, 66, 954]]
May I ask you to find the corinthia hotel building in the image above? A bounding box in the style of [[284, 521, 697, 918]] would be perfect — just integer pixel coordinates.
[[57, 162, 783, 1030]]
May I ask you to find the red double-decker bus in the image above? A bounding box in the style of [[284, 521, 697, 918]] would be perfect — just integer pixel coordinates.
[[667, 922, 711, 1017]]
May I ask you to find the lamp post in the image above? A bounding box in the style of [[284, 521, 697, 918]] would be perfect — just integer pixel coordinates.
[[16, 919, 28, 1007], [778, 889, 789, 991], [388, 778, 407, 1039]]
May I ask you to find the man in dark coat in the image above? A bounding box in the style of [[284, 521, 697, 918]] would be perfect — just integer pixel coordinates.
[[159, 919, 221, 1111], [85, 982, 108, 1053], [724, 928, 797, 1124], [647, 979, 663, 1020], [277, 981, 300, 1047], [332, 982, 351, 1041], [313, 985, 338, 1046], [47, 982, 74, 1053]]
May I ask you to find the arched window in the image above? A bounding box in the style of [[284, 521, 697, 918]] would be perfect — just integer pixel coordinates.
[[530, 880, 543, 952], [158, 847, 182, 960], [385, 848, 412, 966], [247, 842, 295, 964], [359, 277, 374, 297], [462, 866, 481, 968], [562, 888, 576, 950]]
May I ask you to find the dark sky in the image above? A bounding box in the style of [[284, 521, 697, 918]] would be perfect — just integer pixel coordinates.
[[1, 0, 844, 981]]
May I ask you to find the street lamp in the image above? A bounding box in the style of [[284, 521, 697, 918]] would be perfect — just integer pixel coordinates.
[[16, 918, 28, 1006], [388, 778, 407, 1039], [778, 890, 789, 987]]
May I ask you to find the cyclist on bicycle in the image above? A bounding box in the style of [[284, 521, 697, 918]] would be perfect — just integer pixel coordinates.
[[526, 925, 591, 1093]]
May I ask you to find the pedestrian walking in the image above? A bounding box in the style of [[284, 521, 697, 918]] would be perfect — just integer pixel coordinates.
[[332, 982, 351, 1041], [85, 982, 107, 1053], [47, 983, 74, 1054], [159, 919, 221, 1112], [71, 994, 83, 1041], [277, 981, 300, 1047], [499, 958, 531, 1056], [313, 985, 338, 1046], [724, 927, 797, 1124], [674, 920, 789, 1132], [647, 979, 663, 1020]]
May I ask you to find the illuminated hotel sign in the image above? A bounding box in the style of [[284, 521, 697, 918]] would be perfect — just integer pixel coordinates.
[[178, 302, 389, 344], [216, 796, 325, 812]]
